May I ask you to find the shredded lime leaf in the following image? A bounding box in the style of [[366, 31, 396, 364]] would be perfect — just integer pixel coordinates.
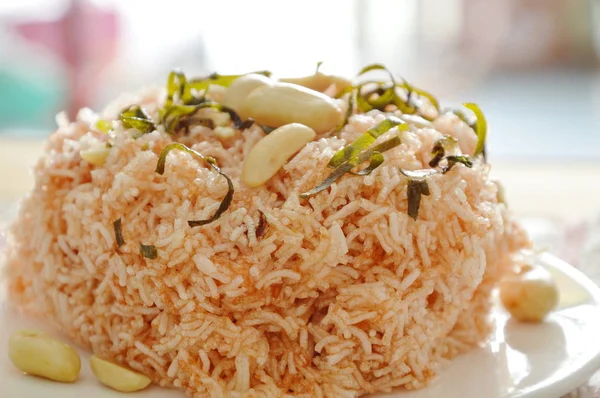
[[155, 143, 234, 227], [113, 218, 125, 247], [120, 105, 155, 135], [429, 135, 459, 168], [161, 102, 251, 134], [399, 169, 435, 220], [463, 102, 487, 157], [175, 117, 215, 133], [406, 179, 430, 220], [197, 103, 251, 130], [328, 116, 406, 168], [444, 155, 473, 173], [299, 162, 354, 199], [140, 244, 157, 259], [401, 83, 440, 113], [166, 70, 193, 107], [349, 151, 384, 176], [315, 61, 324, 74], [300, 135, 401, 198], [355, 64, 438, 118], [358, 64, 395, 81]]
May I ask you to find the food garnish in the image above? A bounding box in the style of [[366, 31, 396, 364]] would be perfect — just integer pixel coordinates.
[[139, 244, 158, 259], [113, 218, 125, 247], [155, 143, 234, 227]]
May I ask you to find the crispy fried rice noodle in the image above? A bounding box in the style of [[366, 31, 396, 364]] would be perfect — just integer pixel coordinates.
[[4, 87, 529, 397]]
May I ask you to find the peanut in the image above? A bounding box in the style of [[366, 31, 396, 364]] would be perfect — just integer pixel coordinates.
[[280, 72, 352, 93], [499, 265, 559, 322], [222, 73, 273, 112], [242, 123, 316, 187], [239, 82, 342, 134], [8, 329, 81, 382], [90, 355, 151, 392]]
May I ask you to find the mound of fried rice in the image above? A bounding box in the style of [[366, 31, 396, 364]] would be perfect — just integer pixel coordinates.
[[4, 84, 528, 397]]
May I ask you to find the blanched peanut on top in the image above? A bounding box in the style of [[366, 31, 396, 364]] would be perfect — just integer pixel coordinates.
[[499, 264, 559, 323], [8, 329, 81, 382], [80, 146, 110, 166], [280, 72, 352, 94], [221, 73, 273, 113], [90, 355, 151, 392], [239, 82, 343, 134], [242, 123, 316, 187]]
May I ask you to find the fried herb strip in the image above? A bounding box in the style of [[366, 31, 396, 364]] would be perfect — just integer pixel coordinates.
[[162, 102, 250, 134], [429, 141, 446, 169], [300, 136, 401, 198], [406, 179, 430, 220], [349, 151, 384, 176], [356, 64, 439, 117], [140, 244, 158, 259], [113, 218, 125, 247], [162, 104, 201, 133], [197, 103, 251, 130], [255, 210, 269, 239], [444, 155, 473, 173], [176, 117, 215, 134], [429, 135, 459, 168], [463, 102, 487, 157], [166, 70, 193, 107], [328, 116, 406, 168], [399, 169, 437, 220], [405, 84, 440, 112], [155, 143, 234, 227], [120, 105, 155, 135]]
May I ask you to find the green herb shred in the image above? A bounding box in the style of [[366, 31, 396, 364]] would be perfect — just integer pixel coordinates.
[[120, 105, 155, 135], [428, 135, 458, 168], [155, 143, 234, 227], [399, 169, 437, 220], [328, 116, 407, 168], [140, 244, 158, 259], [166, 70, 193, 107], [300, 116, 404, 199], [354, 64, 439, 119], [444, 155, 473, 173], [113, 218, 125, 247], [463, 102, 487, 158]]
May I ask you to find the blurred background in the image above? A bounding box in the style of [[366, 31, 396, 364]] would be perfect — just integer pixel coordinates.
[[0, 0, 599, 218], [0, 0, 598, 151], [2, 0, 600, 158]]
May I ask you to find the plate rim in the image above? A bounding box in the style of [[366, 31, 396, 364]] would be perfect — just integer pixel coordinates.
[[512, 253, 600, 398]]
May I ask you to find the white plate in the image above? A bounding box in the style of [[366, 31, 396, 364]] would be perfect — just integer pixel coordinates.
[[1, 253, 599, 398]]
